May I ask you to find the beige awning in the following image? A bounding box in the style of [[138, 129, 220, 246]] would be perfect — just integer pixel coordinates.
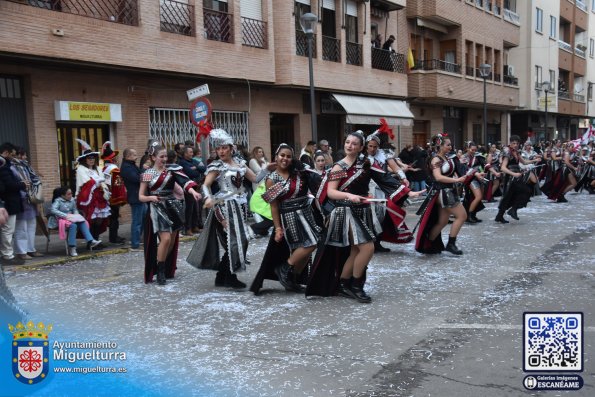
[[331, 93, 414, 126]]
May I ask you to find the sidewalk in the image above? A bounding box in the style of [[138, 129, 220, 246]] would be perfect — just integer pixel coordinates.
[[4, 223, 198, 270]]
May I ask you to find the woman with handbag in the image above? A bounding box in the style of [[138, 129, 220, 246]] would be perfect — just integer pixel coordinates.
[[49, 187, 102, 257], [139, 143, 201, 285], [11, 148, 43, 259]]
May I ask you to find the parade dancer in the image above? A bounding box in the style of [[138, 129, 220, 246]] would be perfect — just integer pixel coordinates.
[[139, 142, 201, 285], [575, 146, 595, 194], [484, 144, 502, 202], [458, 142, 486, 223], [494, 135, 539, 223], [187, 129, 273, 289], [306, 131, 421, 303], [415, 134, 467, 255], [250, 144, 322, 294], [74, 139, 110, 246], [521, 141, 542, 196]]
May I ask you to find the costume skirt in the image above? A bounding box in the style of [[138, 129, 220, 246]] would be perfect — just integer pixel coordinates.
[[325, 201, 376, 247], [280, 196, 321, 250], [149, 196, 185, 233]]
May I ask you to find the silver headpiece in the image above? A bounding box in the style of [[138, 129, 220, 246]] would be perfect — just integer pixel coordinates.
[[366, 130, 381, 144], [209, 129, 234, 148]]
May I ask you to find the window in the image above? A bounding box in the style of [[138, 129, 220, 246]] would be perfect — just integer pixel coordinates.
[[590, 38, 595, 57], [550, 16, 556, 38], [549, 70, 556, 90], [535, 65, 542, 88], [536, 8, 543, 33], [588, 83, 593, 102]]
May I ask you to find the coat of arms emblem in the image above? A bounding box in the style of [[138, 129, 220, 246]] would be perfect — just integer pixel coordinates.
[[9, 321, 52, 385]]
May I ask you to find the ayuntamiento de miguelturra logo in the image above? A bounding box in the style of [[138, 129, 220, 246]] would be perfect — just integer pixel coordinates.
[[9, 321, 52, 385]]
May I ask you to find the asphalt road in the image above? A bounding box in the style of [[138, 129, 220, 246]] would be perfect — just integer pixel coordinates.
[[4, 192, 595, 397]]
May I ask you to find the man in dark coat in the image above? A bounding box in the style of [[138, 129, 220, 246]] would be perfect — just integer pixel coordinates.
[[0, 142, 26, 261], [120, 148, 147, 251], [178, 146, 204, 235]]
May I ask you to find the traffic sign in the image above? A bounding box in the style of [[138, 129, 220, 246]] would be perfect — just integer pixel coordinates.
[[189, 98, 212, 127]]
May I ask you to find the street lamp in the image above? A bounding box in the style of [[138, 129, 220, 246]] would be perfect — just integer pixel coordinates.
[[300, 12, 318, 143], [541, 81, 551, 141], [479, 63, 492, 148]]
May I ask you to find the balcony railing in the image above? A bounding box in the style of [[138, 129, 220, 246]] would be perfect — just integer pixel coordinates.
[[296, 30, 317, 58], [503, 8, 520, 25], [465, 66, 474, 77], [493, 5, 500, 15], [203, 8, 233, 43], [415, 59, 461, 74], [494, 73, 501, 82], [475, 0, 483, 7], [241, 17, 267, 48], [160, 0, 193, 36], [485, 1, 492, 12], [346, 41, 362, 66], [17, 0, 138, 25], [559, 90, 570, 100], [503, 75, 518, 85], [574, 94, 585, 102], [575, 47, 586, 58], [371, 48, 406, 73], [322, 36, 341, 62], [558, 40, 572, 52], [576, 0, 587, 12]]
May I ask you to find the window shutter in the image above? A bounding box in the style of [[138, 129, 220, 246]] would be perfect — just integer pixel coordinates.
[[240, 0, 262, 20], [323, 0, 335, 11], [346, 0, 357, 16]]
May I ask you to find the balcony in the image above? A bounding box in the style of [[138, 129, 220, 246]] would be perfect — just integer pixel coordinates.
[[160, 0, 194, 36], [415, 59, 461, 74], [503, 74, 518, 85], [493, 4, 500, 15], [558, 40, 572, 52], [558, 90, 570, 100], [503, 8, 520, 25], [575, 46, 586, 58], [203, 8, 233, 43], [465, 66, 474, 77], [576, 0, 587, 12], [322, 36, 340, 63], [14, 0, 138, 25], [574, 94, 585, 102], [346, 41, 362, 66], [494, 73, 501, 82], [241, 17, 267, 48], [295, 30, 317, 58], [371, 48, 406, 73]]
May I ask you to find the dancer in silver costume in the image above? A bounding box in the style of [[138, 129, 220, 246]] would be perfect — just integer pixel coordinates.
[[187, 129, 272, 289]]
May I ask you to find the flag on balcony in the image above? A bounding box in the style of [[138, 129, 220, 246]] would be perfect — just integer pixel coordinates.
[[406, 48, 415, 72]]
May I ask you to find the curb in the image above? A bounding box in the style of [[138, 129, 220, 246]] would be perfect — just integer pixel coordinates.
[[4, 235, 198, 272]]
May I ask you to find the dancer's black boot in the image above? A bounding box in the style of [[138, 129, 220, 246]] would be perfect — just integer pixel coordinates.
[[337, 278, 353, 298], [348, 276, 372, 303], [494, 209, 509, 223], [445, 236, 463, 255], [507, 206, 519, 220], [156, 261, 166, 285]]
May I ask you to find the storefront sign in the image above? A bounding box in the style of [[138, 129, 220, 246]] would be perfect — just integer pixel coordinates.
[[189, 98, 212, 127], [54, 101, 122, 122]]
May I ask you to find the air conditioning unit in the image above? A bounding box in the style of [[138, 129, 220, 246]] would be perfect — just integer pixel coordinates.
[[504, 65, 515, 76]]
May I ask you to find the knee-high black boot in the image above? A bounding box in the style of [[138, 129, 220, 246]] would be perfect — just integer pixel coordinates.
[[445, 236, 463, 255]]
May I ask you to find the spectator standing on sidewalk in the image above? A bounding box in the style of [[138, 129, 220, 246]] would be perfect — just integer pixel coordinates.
[[318, 140, 334, 168], [0, 143, 26, 262], [11, 148, 43, 259], [101, 142, 127, 245], [178, 146, 202, 236], [120, 148, 147, 251]]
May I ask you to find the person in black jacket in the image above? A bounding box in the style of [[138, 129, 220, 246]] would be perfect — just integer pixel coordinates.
[[120, 148, 147, 251], [178, 146, 203, 236], [0, 143, 27, 261]]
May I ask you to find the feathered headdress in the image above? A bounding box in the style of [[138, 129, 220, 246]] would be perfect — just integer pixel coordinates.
[[100, 141, 119, 160], [76, 139, 99, 162], [209, 128, 234, 148]]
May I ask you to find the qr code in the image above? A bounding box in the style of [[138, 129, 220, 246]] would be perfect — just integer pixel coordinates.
[[524, 312, 583, 372]]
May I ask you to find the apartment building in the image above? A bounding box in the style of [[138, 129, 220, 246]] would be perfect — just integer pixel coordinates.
[[0, 0, 412, 192], [405, 0, 521, 149], [510, 0, 595, 143]]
